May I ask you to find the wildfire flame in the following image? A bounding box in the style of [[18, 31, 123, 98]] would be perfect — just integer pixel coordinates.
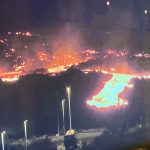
[[0, 31, 150, 110]]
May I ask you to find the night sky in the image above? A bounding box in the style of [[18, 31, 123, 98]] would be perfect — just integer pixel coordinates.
[[0, 0, 150, 32]]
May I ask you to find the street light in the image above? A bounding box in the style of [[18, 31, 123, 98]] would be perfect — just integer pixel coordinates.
[[24, 120, 28, 150], [1, 131, 6, 150], [62, 99, 65, 134], [56, 107, 60, 136], [106, 1, 110, 6], [145, 10, 148, 15], [139, 116, 142, 128], [66, 86, 72, 130]]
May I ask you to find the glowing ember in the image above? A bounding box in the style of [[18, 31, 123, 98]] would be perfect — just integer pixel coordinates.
[[0, 71, 21, 83], [1, 77, 19, 83], [15, 31, 32, 37], [87, 74, 134, 110], [37, 52, 48, 61], [0, 48, 95, 82], [47, 66, 66, 73], [134, 52, 150, 59], [105, 49, 128, 57]]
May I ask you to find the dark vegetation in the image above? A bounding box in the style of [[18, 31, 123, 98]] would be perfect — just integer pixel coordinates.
[[0, 67, 149, 141]]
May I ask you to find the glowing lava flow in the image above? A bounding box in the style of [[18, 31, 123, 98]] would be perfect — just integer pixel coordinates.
[[87, 74, 134, 110]]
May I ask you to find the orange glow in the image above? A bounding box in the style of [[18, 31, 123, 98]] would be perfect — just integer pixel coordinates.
[[0, 49, 95, 82], [40, 50, 94, 74], [0, 71, 21, 83], [47, 66, 66, 73], [37, 52, 48, 61], [1, 77, 19, 82], [0, 30, 150, 87], [0, 41, 149, 87], [82, 63, 135, 74]]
